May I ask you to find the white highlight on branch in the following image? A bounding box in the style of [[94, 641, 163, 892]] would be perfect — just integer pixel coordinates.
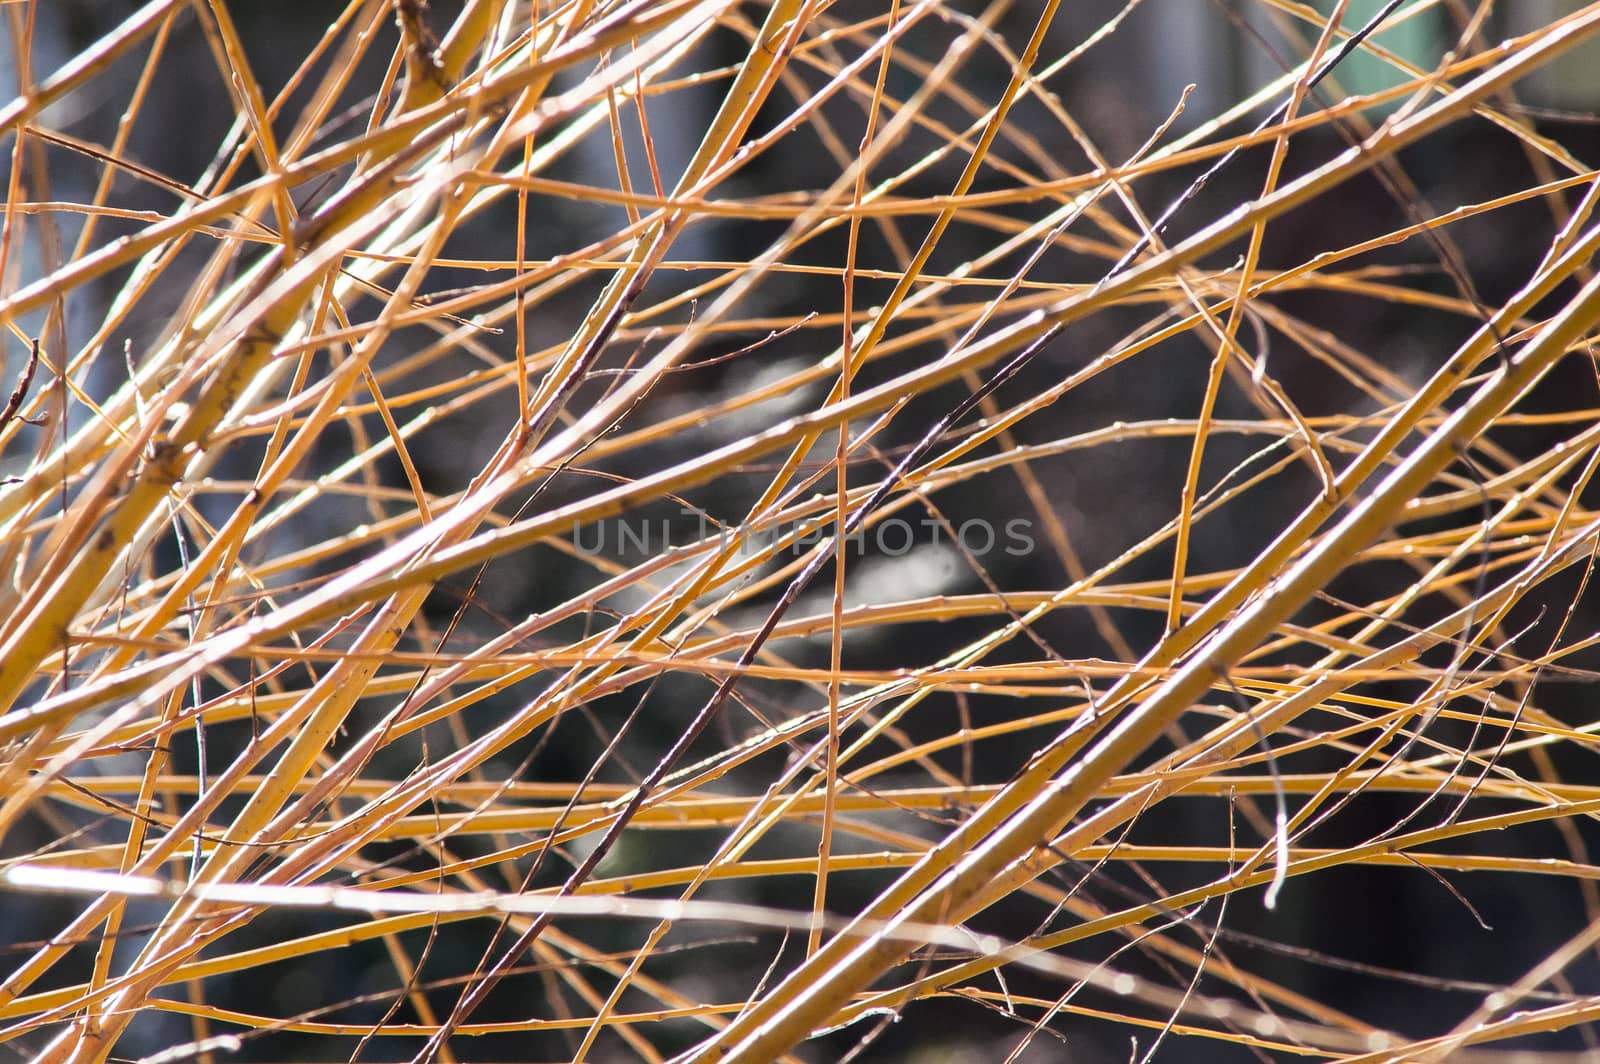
[[1264, 809, 1290, 910], [2, 862, 1082, 986]]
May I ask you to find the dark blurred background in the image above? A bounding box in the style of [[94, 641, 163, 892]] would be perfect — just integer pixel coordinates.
[[7, 2, 1600, 1060]]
